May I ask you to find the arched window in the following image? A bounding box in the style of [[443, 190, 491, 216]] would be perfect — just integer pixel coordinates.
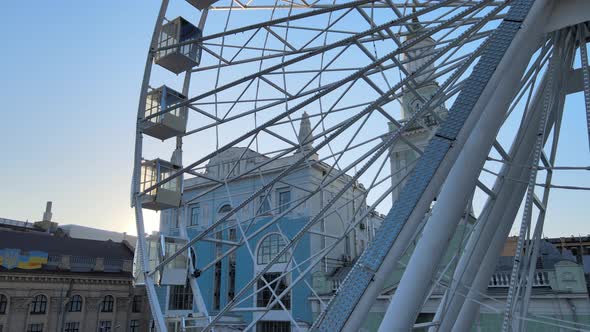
[[257, 233, 287, 265], [31, 294, 47, 314], [0, 294, 7, 314], [218, 204, 232, 214], [101, 295, 114, 312], [67, 295, 83, 312]]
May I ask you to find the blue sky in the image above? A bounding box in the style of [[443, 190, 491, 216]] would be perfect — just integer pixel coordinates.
[[0, 1, 588, 237], [0, 1, 160, 234]]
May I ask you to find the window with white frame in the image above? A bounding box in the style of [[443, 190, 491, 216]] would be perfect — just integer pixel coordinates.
[[257, 234, 287, 265], [218, 204, 232, 215], [277, 189, 291, 214], [256, 272, 290, 309], [256, 321, 291, 332], [169, 279, 193, 310], [228, 227, 237, 301], [190, 204, 200, 226], [213, 229, 223, 310]]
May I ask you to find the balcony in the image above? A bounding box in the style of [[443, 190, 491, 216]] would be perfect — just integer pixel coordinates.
[[488, 270, 551, 288]]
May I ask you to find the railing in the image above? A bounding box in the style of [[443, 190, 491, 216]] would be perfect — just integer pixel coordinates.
[[38, 254, 61, 270], [489, 270, 551, 288], [104, 258, 124, 272], [39, 255, 132, 273], [70, 256, 96, 272]]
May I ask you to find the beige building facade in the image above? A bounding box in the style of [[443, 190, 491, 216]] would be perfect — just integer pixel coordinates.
[[0, 226, 151, 332]]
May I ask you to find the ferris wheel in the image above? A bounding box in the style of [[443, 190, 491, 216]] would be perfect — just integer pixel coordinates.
[[131, 0, 590, 331]]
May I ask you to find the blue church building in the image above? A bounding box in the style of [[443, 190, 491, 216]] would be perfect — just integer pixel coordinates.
[[151, 114, 383, 331]]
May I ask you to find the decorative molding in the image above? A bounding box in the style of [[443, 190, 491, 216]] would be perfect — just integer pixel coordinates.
[[11, 297, 29, 312], [85, 297, 101, 312], [0, 273, 132, 286], [117, 297, 130, 312]]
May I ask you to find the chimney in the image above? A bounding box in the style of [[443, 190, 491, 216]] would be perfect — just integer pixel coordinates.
[[34, 201, 58, 233], [43, 201, 53, 222]]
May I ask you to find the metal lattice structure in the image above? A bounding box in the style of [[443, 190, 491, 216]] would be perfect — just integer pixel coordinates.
[[131, 0, 590, 331]]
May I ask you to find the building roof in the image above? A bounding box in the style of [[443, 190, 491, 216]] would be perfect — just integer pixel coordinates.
[[0, 230, 133, 259], [0, 217, 40, 231], [60, 224, 137, 247]]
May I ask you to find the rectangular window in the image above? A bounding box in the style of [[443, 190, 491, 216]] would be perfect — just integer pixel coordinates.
[[27, 324, 43, 332], [228, 228, 237, 301], [0, 294, 6, 314], [256, 273, 290, 310], [169, 280, 193, 310], [190, 205, 200, 226], [278, 189, 291, 214], [99, 321, 112, 332], [256, 321, 291, 332], [259, 195, 271, 215], [129, 320, 139, 332], [213, 231, 222, 310], [64, 322, 80, 332], [132, 295, 142, 313]]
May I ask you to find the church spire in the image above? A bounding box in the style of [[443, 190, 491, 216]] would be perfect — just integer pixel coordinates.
[[296, 111, 314, 152]]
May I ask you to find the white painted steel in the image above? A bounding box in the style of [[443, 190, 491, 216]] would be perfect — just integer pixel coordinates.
[[132, 1, 171, 331], [131, 1, 590, 331], [431, 71, 550, 331], [378, 2, 550, 328]]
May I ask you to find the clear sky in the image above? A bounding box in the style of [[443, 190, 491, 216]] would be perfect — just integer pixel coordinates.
[[0, 1, 588, 238], [0, 1, 160, 235]]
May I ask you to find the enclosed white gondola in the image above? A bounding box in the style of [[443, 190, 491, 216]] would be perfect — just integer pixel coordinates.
[[159, 235, 189, 285], [140, 159, 182, 210], [155, 16, 202, 74], [133, 233, 189, 286], [133, 233, 162, 285], [142, 85, 187, 140]]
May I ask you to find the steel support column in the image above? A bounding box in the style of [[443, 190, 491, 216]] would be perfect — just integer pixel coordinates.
[[377, 3, 551, 330], [450, 40, 568, 332]]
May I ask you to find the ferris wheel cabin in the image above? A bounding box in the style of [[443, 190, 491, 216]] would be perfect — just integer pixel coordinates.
[[185, 0, 218, 10], [140, 159, 182, 210], [155, 16, 202, 74], [134, 233, 189, 286], [159, 235, 190, 285], [142, 85, 187, 140]]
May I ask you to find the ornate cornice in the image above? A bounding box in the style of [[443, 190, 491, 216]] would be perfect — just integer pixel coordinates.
[[0, 273, 132, 285]]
